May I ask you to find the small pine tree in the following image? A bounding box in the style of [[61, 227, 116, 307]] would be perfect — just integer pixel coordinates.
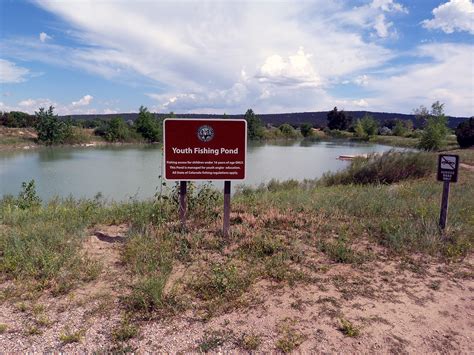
[[135, 106, 160, 142], [327, 107, 351, 131]]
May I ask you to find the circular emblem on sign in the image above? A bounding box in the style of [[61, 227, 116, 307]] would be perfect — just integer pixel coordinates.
[[197, 125, 214, 142]]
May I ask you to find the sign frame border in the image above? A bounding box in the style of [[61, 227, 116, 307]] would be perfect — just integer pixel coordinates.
[[163, 118, 248, 181], [437, 154, 459, 183]]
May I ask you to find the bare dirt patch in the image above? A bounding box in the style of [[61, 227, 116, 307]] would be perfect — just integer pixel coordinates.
[[1, 223, 472, 353]]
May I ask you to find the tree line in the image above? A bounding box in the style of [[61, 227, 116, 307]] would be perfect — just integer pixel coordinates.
[[1, 103, 473, 149]]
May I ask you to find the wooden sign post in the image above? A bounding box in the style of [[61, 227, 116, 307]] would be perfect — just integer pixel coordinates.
[[163, 119, 247, 236], [437, 154, 459, 232]]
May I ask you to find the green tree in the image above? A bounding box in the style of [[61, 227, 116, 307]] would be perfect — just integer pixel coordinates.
[[135, 106, 160, 142], [418, 101, 448, 151], [244, 109, 264, 140], [392, 120, 407, 136], [455, 117, 474, 148], [300, 123, 313, 137], [327, 107, 351, 131], [360, 115, 378, 136], [104, 117, 130, 142], [354, 115, 378, 139], [35, 106, 70, 145]]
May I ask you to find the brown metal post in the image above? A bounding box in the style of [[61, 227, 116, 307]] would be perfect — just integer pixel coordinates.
[[439, 181, 450, 231], [223, 181, 231, 237], [179, 181, 187, 230]]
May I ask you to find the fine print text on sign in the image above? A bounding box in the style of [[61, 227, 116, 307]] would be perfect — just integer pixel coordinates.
[[437, 154, 459, 183], [163, 119, 247, 181]]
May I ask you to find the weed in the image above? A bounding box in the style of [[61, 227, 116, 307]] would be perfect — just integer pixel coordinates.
[[428, 280, 441, 291], [237, 332, 262, 351], [275, 319, 306, 353], [59, 327, 84, 344], [198, 330, 228, 352], [0, 324, 7, 333], [26, 325, 42, 336], [339, 318, 360, 337], [112, 316, 139, 342], [193, 262, 251, 301]]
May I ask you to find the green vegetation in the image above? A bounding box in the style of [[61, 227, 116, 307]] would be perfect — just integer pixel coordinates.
[[300, 123, 314, 137], [354, 114, 379, 140], [135, 106, 161, 142], [95, 116, 141, 142], [244, 108, 264, 140], [0, 111, 37, 128], [455, 117, 474, 148], [339, 318, 360, 337], [275, 319, 306, 352], [320, 151, 434, 186], [418, 101, 449, 151], [35, 106, 71, 145], [59, 328, 85, 344], [327, 106, 351, 131]]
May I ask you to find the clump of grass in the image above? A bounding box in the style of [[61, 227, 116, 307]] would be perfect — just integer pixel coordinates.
[[320, 151, 434, 186], [59, 327, 85, 344], [112, 316, 139, 342], [339, 318, 360, 337], [237, 332, 262, 351], [197, 330, 229, 352], [317, 236, 364, 264], [0, 324, 8, 333], [275, 319, 306, 353], [193, 262, 252, 301]]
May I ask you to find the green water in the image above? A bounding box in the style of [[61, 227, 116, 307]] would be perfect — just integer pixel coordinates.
[[0, 140, 405, 201]]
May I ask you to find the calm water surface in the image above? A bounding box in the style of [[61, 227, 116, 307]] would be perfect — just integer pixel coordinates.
[[0, 140, 403, 201]]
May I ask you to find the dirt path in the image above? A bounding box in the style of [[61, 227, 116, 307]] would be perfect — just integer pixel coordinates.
[[460, 163, 474, 172]]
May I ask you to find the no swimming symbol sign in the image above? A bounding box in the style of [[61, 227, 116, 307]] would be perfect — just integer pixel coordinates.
[[437, 154, 459, 183]]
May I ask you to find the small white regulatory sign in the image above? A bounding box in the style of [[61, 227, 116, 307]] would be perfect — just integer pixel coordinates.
[[440, 156, 457, 170]]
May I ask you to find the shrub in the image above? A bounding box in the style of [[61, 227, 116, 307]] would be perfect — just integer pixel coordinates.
[[0, 111, 36, 128], [320, 151, 434, 186], [16, 180, 41, 210], [279, 124, 299, 138], [244, 109, 264, 140], [35, 106, 70, 145], [455, 118, 474, 148], [135, 106, 161, 142], [95, 117, 140, 142], [300, 123, 314, 137], [418, 101, 448, 151]]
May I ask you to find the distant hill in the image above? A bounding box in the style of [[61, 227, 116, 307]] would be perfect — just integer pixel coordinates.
[[64, 110, 470, 129]]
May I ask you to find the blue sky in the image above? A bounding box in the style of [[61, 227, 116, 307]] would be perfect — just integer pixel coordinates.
[[0, 0, 473, 116]]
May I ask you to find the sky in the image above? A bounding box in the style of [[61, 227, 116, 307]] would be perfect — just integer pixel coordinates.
[[0, 0, 473, 117]]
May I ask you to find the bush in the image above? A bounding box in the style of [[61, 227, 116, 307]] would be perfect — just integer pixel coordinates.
[[95, 117, 140, 142], [418, 101, 448, 151], [35, 106, 70, 145], [0, 111, 37, 128], [16, 180, 42, 209], [455, 118, 474, 148], [300, 123, 314, 137], [320, 151, 435, 186], [354, 115, 378, 139], [279, 124, 299, 138], [135, 106, 161, 142]]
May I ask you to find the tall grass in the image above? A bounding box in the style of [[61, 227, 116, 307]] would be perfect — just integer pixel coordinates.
[[320, 151, 435, 186]]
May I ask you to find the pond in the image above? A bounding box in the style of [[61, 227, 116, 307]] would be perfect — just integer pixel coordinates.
[[0, 140, 405, 201]]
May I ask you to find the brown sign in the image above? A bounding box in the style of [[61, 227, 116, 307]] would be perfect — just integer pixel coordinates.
[[163, 119, 247, 181], [437, 154, 459, 183]]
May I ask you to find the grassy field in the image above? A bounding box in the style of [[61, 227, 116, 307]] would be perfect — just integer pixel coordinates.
[[1, 150, 473, 352]]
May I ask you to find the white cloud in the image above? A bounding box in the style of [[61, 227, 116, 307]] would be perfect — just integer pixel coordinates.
[[366, 43, 474, 116], [354, 75, 369, 86], [423, 0, 474, 34], [10, 0, 393, 113], [72, 94, 93, 106], [256, 48, 320, 87], [39, 32, 52, 42], [0, 59, 30, 83], [370, 0, 408, 13]]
